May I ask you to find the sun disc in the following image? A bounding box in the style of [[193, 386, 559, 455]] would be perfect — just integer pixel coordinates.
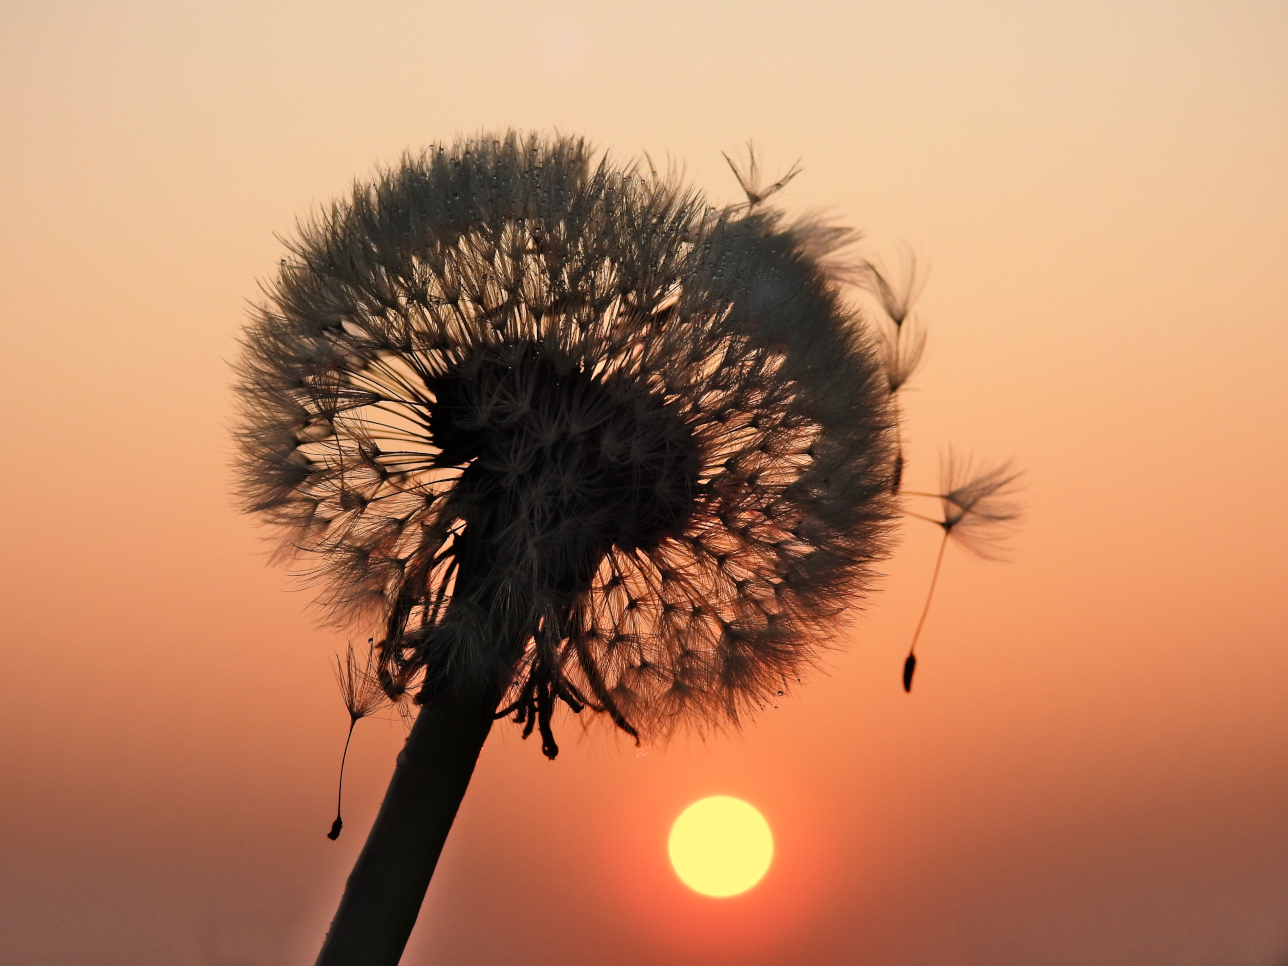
[[668, 796, 773, 897]]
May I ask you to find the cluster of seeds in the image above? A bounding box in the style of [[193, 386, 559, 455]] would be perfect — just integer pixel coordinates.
[[236, 132, 895, 749]]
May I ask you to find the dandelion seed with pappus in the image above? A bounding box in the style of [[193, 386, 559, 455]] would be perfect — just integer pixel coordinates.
[[327, 639, 386, 840], [900, 450, 1024, 691], [861, 254, 927, 493]]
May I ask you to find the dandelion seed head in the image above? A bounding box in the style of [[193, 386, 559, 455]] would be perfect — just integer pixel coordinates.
[[236, 132, 897, 744]]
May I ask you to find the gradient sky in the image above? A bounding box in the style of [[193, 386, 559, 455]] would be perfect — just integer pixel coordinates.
[[2, 1, 1286, 964]]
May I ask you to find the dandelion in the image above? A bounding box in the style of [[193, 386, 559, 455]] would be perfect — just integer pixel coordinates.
[[235, 131, 897, 964], [327, 639, 387, 840], [900, 450, 1023, 691]]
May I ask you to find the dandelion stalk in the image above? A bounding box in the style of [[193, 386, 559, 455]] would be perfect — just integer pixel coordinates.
[[236, 132, 900, 964], [317, 671, 504, 963]]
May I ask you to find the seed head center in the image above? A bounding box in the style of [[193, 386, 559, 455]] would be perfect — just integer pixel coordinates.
[[425, 342, 701, 588]]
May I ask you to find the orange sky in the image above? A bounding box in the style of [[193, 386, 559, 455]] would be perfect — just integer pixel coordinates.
[[2, 1, 1286, 964]]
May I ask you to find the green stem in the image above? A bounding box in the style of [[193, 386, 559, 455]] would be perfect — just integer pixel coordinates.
[[314, 673, 506, 966]]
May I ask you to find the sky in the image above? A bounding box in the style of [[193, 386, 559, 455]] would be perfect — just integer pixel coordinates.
[[1, 0, 1286, 963]]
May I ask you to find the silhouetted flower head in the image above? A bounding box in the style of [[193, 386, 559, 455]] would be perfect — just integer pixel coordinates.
[[235, 132, 896, 749]]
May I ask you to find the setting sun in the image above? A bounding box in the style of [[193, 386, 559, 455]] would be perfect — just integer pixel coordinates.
[[668, 797, 774, 897]]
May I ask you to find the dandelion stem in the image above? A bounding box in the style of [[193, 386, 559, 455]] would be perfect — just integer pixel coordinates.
[[315, 673, 506, 966]]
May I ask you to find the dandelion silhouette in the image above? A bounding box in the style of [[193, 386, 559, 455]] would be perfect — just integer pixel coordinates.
[[233, 131, 1005, 965], [900, 451, 1023, 691]]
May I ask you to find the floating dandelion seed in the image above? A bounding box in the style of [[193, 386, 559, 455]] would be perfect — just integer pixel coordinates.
[[233, 131, 955, 964], [862, 255, 927, 493], [328, 639, 387, 840], [900, 450, 1023, 691], [936, 451, 1025, 560], [862, 253, 925, 328]]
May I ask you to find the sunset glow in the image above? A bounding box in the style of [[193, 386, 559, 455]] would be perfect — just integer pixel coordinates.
[[4, 1, 1287, 962], [668, 797, 774, 897]]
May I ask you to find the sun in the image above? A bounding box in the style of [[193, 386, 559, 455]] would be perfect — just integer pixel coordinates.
[[668, 796, 774, 897]]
